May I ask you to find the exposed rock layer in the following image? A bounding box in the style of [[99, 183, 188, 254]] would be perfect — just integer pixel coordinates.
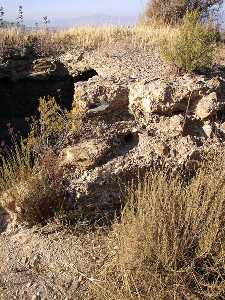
[[60, 73, 225, 215]]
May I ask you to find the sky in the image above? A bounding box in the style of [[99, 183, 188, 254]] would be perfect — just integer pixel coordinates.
[[0, 0, 149, 23]]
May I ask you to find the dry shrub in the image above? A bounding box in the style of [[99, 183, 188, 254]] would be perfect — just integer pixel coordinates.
[[89, 150, 225, 299], [143, 0, 222, 25], [0, 96, 81, 226], [0, 137, 35, 193], [0, 150, 64, 226], [160, 11, 217, 73], [0, 129, 65, 226]]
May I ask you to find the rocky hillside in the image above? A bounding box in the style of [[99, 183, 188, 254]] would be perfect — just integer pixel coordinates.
[[1, 40, 225, 299]]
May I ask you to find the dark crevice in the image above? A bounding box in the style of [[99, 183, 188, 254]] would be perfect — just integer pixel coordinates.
[[0, 67, 98, 141], [124, 132, 136, 145], [73, 69, 98, 82], [96, 132, 139, 168]]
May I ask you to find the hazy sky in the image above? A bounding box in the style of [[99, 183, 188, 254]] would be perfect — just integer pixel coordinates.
[[0, 0, 149, 21]]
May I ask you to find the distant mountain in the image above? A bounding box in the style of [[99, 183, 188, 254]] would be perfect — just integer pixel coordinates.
[[51, 14, 138, 28]]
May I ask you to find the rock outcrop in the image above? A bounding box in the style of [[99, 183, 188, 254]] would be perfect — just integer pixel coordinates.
[[58, 73, 225, 216], [0, 58, 70, 81], [129, 75, 225, 119], [2, 52, 225, 226]]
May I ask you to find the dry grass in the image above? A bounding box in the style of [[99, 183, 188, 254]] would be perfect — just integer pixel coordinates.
[[0, 146, 64, 226], [1, 146, 66, 228], [0, 25, 178, 60], [87, 151, 225, 299], [214, 43, 225, 66], [64, 25, 178, 49]]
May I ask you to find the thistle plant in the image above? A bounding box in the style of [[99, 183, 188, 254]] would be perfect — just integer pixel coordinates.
[[43, 16, 50, 30], [17, 5, 24, 27], [0, 6, 5, 27]]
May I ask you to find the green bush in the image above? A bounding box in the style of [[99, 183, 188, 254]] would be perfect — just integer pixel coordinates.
[[160, 11, 217, 73], [27, 96, 80, 154]]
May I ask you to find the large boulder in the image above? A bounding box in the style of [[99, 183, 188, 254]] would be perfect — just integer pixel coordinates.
[[129, 75, 225, 123]]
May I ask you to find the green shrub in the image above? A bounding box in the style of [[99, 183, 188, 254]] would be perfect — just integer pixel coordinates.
[[27, 96, 80, 154], [160, 11, 217, 73]]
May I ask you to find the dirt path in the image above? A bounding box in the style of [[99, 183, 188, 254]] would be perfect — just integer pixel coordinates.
[[0, 224, 107, 299]]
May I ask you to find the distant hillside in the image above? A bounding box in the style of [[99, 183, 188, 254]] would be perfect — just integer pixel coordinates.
[[50, 14, 138, 27]]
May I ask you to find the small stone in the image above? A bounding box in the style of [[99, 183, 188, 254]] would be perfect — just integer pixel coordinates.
[[30, 254, 41, 268], [195, 92, 218, 120], [169, 115, 184, 136], [26, 282, 32, 288], [21, 256, 29, 265], [203, 124, 213, 138], [154, 143, 170, 157]]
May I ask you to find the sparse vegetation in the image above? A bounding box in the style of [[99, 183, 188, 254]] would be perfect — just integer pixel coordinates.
[[1, 1, 225, 298]]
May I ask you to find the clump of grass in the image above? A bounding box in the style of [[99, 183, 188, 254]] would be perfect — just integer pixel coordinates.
[[89, 150, 225, 299], [160, 11, 217, 73]]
